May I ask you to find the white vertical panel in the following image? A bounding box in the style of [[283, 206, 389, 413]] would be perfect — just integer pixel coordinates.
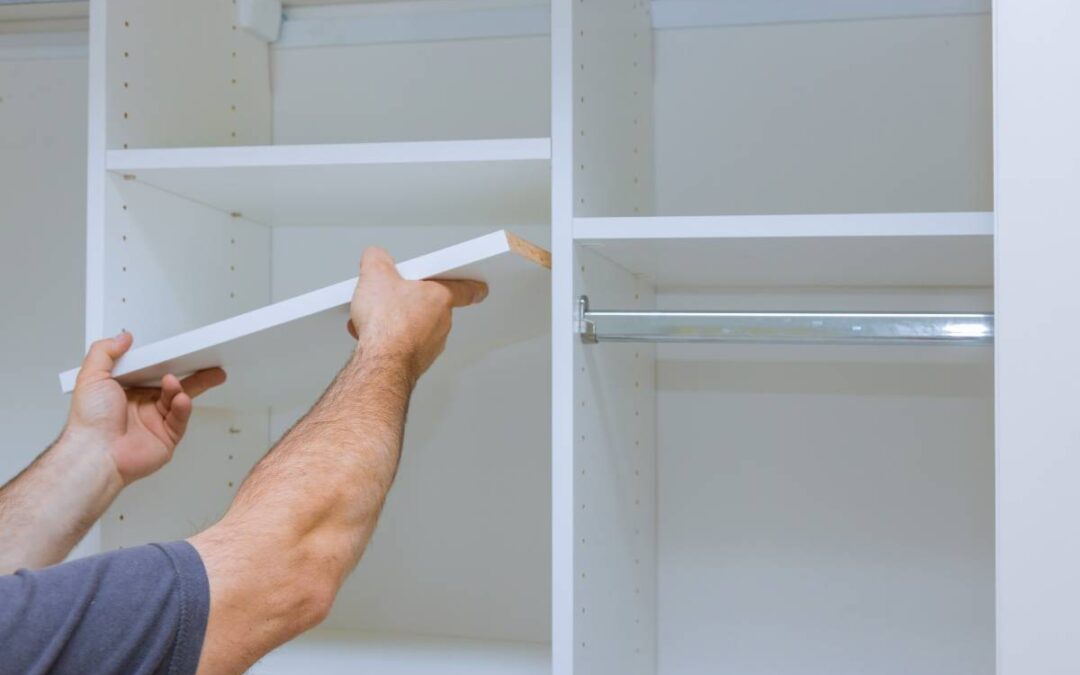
[[551, 0, 576, 673], [995, 1, 1080, 673], [574, 247, 657, 675], [86, 0, 106, 346], [104, 177, 270, 344], [105, 0, 270, 149], [573, 0, 654, 217]]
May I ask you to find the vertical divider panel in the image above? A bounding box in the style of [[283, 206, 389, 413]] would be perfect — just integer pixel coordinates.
[[90, 1, 274, 554], [996, 1, 1080, 672], [552, 0, 576, 673], [574, 247, 658, 674], [105, 0, 271, 149], [573, 0, 655, 217]]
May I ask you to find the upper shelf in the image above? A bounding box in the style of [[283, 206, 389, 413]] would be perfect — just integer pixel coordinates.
[[574, 213, 993, 288], [107, 139, 551, 228], [60, 230, 551, 407]]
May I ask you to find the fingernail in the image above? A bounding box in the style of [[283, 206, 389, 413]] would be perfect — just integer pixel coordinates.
[[115, 330, 128, 339]]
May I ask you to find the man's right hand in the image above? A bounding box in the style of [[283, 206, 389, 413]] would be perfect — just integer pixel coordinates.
[[347, 247, 488, 383]]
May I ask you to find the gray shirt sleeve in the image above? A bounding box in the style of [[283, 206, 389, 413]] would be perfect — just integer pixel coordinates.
[[0, 540, 211, 675]]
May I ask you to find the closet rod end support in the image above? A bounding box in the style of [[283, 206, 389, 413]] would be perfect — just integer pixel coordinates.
[[577, 295, 597, 344]]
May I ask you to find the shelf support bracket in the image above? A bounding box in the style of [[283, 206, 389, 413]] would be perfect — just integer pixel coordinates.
[[576, 295, 994, 345]]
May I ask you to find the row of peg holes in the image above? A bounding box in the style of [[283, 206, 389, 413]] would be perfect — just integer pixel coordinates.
[[577, 262, 647, 657], [116, 12, 243, 146], [574, 3, 647, 215]]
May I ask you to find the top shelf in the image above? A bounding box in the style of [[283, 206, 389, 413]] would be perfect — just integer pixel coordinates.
[[107, 139, 551, 228], [575, 213, 993, 288]]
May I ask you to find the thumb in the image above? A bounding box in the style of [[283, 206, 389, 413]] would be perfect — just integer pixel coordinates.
[[76, 332, 133, 385]]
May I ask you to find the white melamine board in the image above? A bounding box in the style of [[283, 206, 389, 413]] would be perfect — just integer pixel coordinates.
[[104, 177, 271, 344], [106, 139, 551, 228], [574, 247, 658, 675], [573, 0, 654, 218], [60, 231, 551, 407], [996, 1, 1080, 673], [653, 15, 992, 216], [550, 0, 576, 672], [105, 0, 270, 149], [271, 35, 549, 144], [575, 214, 992, 288], [252, 630, 549, 675]]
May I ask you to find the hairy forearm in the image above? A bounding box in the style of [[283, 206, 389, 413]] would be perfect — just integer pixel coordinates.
[[0, 431, 122, 574], [235, 351, 411, 561], [190, 350, 416, 672]]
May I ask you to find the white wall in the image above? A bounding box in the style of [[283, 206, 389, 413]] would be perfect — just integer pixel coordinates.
[[654, 15, 993, 216], [0, 57, 87, 490], [655, 289, 995, 675]]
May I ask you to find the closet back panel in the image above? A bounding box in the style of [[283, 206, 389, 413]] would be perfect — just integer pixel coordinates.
[[652, 15, 992, 217], [655, 292, 994, 675], [266, 225, 552, 643], [271, 36, 550, 144]]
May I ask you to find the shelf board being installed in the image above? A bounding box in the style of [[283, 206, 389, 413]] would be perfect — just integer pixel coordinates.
[[59, 230, 551, 407], [574, 212, 993, 288], [108, 138, 551, 228]]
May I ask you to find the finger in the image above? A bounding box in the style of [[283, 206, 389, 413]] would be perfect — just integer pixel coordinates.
[[77, 332, 134, 384], [178, 368, 227, 399], [359, 247, 400, 279], [346, 319, 358, 340], [163, 392, 192, 443], [155, 374, 184, 417], [431, 279, 489, 308]]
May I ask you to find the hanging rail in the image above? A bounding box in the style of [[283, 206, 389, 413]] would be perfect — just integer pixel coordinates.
[[577, 296, 994, 345]]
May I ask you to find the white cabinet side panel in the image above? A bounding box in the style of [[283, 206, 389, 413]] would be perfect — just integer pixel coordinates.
[[573, 0, 654, 217], [104, 177, 270, 344], [996, 1, 1080, 673], [574, 247, 657, 674], [105, 0, 270, 149]]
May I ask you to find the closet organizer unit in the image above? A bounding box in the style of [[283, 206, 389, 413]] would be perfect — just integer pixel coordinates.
[[77, 1, 552, 672], [557, 3, 994, 675], [68, 0, 997, 673]]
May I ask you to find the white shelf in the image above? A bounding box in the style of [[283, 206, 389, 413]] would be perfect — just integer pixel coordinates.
[[574, 213, 993, 288], [107, 138, 551, 228], [59, 230, 550, 407], [250, 629, 550, 675]]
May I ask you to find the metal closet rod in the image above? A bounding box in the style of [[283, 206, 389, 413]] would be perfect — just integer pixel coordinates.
[[577, 296, 994, 345]]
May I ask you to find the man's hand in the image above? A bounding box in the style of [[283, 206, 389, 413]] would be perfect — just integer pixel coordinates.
[[346, 247, 488, 383], [0, 334, 225, 572], [66, 332, 226, 485]]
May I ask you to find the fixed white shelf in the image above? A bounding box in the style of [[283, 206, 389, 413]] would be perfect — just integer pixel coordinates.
[[60, 230, 551, 407], [574, 212, 993, 287], [107, 138, 552, 228], [250, 630, 549, 675]]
